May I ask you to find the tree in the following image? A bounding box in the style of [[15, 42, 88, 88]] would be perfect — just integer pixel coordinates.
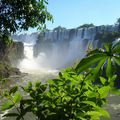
[[116, 18, 120, 26], [115, 18, 120, 31], [0, 0, 53, 35], [75, 42, 120, 83], [77, 23, 95, 29]]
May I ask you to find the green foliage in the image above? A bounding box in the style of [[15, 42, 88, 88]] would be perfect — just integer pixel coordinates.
[[75, 42, 120, 81], [0, 0, 53, 34], [115, 18, 120, 31], [1, 69, 110, 120], [1, 101, 14, 111], [53, 26, 66, 31], [95, 31, 120, 43], [1, 41, 120, 120], [2, 86, 21, 107], [77, 24, 95, 29], [0, 34, 13, 47]]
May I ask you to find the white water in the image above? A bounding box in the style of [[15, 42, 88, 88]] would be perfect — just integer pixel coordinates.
[[19, 43, 58, 74], [19, 38, 86, 73]]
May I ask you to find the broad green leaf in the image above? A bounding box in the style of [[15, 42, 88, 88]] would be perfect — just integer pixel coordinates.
[[108, 75, 117, 85], [1, 101, 14, 111], [86, 111, 101, 118], [113, 56, 120, 66], [85, 91, 97, 98], [91, 57, 107, 79], [110, 88, 120, 95], [112, 41, 120, 53], [87, 49, 103, 56], [81, 101, 97, 107], [90, 116, 100, 120], [48, 79, 55, 84], [13, 92, 22, 103], [100, 77, 106, 85], [87, 108, 110, 119], [3, 113, 19, 117], [9, 86, 18, 95], [104, 43, 111, 52], [75, 54, 107, 73], [96, 107, 110, 119], [98, 86, 110, 98], [106, 58, 112, 78]]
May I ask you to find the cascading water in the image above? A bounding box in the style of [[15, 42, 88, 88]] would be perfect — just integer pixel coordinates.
[[19, 42, 56, 74], [12, 25, 119, 71], [19, 43, 38, 70]]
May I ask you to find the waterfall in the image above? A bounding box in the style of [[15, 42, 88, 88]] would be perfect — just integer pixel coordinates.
[[19, 43, 37, 70], [19, 42, 58, 73], [12, 25, 119, 71]]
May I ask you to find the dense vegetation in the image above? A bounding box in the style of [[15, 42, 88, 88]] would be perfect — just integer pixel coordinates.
[[95, 31, 120, 44], [77, 24, 95, 29], [0, 0, 53, 35], [1, 42, 120, 120]]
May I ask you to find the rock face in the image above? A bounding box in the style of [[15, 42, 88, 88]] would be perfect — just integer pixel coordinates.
[[0, 62, 21, 78], [0, 38, 24, 78], [0, 39, 10, 63], [8, 42, 24, 66]]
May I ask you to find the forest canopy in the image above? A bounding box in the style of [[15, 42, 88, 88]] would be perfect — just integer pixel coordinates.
[[0, 0, 53, 35]]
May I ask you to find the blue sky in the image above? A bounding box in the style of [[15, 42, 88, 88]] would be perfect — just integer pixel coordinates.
[[28, 0, 120, 33]]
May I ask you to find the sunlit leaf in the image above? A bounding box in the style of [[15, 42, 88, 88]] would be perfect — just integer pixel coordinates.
[[75, 54, 107, 73], [98, 86, 110, 98], [13, 92, 22, 103], [106, 58, 112, 78], [1, 101, 14, 111], [100, 77, 106, 85], [96, 107, 110, 119], [86, 111, 101, 117], [82, 101, 97, 107], [85, 91, 97, 98]]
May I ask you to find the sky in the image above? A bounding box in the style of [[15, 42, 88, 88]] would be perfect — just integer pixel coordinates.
[[28, 0, 120, 33]]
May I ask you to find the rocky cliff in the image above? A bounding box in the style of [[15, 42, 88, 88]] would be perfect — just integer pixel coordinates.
[[0, 37, 24, 78], [8, 42, 24, 66]]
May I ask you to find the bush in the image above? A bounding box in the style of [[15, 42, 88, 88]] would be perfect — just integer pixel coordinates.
[[1, 42, 120, 120]]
